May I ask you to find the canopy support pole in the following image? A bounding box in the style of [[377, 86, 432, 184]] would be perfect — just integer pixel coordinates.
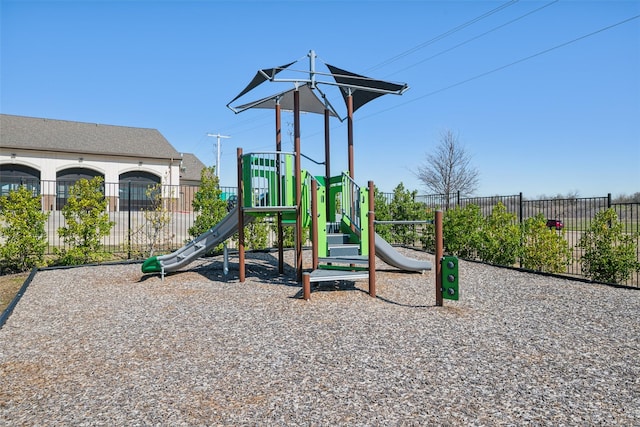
[[347, 89, 354, 179], [294, 88, 303, 283], [275, 101, 284, 275], [324, 105, 331, 220]]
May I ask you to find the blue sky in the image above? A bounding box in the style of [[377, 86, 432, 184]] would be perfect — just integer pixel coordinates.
[[1, 0, 639, 197]]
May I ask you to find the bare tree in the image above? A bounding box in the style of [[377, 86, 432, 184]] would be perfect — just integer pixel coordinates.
[[415, 130, 479, 201]]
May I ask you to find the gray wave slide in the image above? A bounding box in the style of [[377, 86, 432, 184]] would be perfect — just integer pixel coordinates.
[[374, 233, 432, 272], [153, 207, 254, 273]]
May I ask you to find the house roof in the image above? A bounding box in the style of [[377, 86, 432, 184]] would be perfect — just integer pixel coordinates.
[[0, 114, 181, 161], [179, 153, 207, 183]]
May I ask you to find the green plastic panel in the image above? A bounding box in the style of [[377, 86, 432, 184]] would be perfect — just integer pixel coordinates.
[[359, 186, 369, 256], [441, 256, 459, 300]]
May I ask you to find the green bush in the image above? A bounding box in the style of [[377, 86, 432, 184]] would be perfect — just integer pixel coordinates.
[[442, 204, 482, 258], [56, 177, 115, 265], [578, 208, 640, 283], [476, 202, 520, 265], [128, 183, 175, 258], [388, 183, 427, 246], [189, 167, 228, 253], [271, 220, 308, 249], [419, 209, 436, 252], [245, 216, 269, 250], [373, 186, 392, 242], [521, 213, 572, 273], [0, 186, 49, 273]]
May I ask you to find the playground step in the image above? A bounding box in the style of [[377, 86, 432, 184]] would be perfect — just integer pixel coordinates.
[[318, 256, 369, 265], [326, 233, 352, 245], [308, 269, 369, 283], [328, 243, 360, 257]]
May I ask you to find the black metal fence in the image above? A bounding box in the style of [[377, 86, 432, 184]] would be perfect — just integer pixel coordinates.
[[2, 178, 638, 287], [9, 180, 238, 258], [410, 191, 639, 287]]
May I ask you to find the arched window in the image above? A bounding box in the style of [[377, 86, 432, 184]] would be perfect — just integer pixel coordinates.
[[0, 164, 41, 197], [56, 168, 104, 210], [119, 171, 161, 211]]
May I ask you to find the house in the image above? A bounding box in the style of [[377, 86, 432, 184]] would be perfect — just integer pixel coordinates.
[[0, 114, 206, 211]]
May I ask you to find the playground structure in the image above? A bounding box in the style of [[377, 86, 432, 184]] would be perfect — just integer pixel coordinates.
[[142, 51, 458, 304]]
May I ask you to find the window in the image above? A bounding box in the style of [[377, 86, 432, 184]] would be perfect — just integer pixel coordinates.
[[56, 168, 103, 210], [119, 171, 161, 211], [0, 164, 41, 197]]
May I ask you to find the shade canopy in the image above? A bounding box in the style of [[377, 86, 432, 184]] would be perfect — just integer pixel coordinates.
[[227, 52, 408, 118], [227, 61, 295, 108], [325, 63, 409, 113], [232, 84, 339, 117]]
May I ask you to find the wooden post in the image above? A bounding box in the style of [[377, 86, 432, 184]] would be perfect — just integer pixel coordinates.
[[303, 272, 311, 300], [324, 107, 331, 221], [294, 88, 303, 283], [435, 209, 443, 306], [368, 181, 376, 298], [237, 148, 245, 283], [276, 102, 284, 274], [347, 91, 354, 180]]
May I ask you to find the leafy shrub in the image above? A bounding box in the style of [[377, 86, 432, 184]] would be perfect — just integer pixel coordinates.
[[419, 208, 436, 252], [521, 213, 572, 273], [189, 167, 228, 253], [373, 186, 392, 242], [56, 177, 115, 265], [271, 220, 308, 248], [0, 186, 49, 273], [128, 183, 175, 257], [442, 204, 483, 258], [578, 208, 640, 283], [245, 216, 269, 250], [476, 202, 520, 265], [388, 183, 427, 246]]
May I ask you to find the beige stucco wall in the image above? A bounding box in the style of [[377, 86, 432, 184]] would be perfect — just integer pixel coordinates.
[[1, 149, 181, 211]]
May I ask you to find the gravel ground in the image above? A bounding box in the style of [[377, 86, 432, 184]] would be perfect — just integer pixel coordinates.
[[1, 248, 638, 426]]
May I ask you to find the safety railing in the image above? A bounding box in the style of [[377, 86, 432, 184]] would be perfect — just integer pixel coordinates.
[[341, 173, 363, 234], [241, 151, 295, 211]]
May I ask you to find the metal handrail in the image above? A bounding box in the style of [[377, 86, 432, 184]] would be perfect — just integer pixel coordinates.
[[341, 172, 361, 232]]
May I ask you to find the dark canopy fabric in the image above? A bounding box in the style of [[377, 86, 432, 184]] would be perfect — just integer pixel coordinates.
[[227, 61, 295, 107], [325, 64, 408, 113], [233, 84, 338, 117], [227, 56, 408, 117]]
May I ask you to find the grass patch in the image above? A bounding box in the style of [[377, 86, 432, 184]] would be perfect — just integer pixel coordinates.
[[0, 273, 29, 314]]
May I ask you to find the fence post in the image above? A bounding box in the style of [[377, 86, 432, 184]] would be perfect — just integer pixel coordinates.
[[127, 181, 132, 260], [518, 192, 523, 268]]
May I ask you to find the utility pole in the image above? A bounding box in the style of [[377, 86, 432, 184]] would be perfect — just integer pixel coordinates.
[[207, 133, 231, 179]]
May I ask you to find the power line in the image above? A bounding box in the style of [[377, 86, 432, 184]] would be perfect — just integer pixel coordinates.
[[366, 0, 520, 72], [215, 1, 524, 141], [213, 10, 638, 144], [359, 13, 640, 122], [384, 0, 559, 79]]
